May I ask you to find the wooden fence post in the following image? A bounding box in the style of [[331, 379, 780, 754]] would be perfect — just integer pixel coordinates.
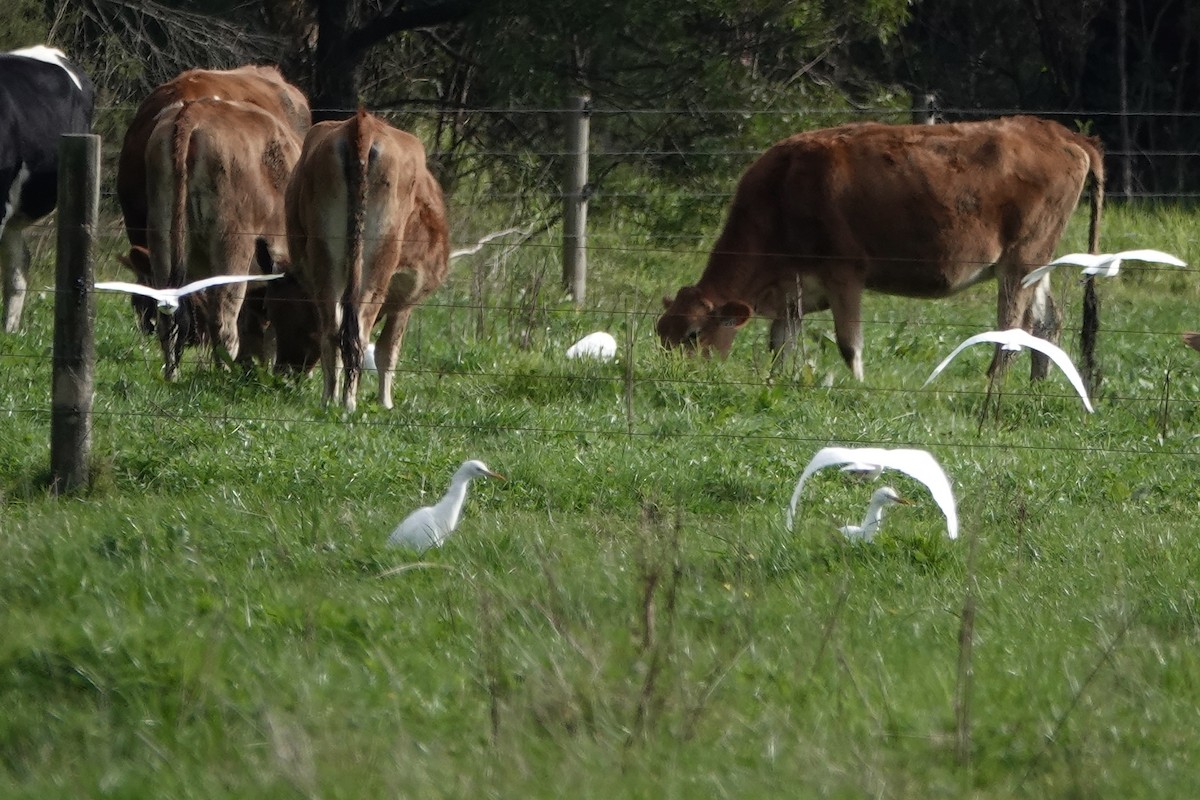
[[562, 94, 590, 305], [50, 133, 100, 495]]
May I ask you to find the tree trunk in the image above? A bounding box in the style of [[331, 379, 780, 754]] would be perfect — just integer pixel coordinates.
[[311, 0, 359, 121]]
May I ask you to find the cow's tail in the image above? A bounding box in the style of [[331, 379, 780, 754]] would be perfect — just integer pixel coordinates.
[[340, 107, 371, 384], [1078, 132, 1106, 395], [164, 100, 199, 374], [1082, 134, 1105, 256], [169, 102, 196, 289]]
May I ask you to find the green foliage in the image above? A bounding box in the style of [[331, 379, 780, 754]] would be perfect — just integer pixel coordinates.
[[0, 0, 48, 51]]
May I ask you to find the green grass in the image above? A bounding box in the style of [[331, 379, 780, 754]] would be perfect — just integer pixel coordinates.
[[2, 201, 1200, 798]]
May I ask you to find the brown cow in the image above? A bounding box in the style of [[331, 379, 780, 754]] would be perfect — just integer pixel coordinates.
[[117, 65, 310, 332], [145, 98, 302, 379], [657, 116, 1104, 379], [284, 109, 449, 411]]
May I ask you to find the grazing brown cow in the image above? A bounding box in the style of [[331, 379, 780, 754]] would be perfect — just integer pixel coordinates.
[[145, 98, 302, 379], [284, 109, 449, 411], [657, 116, 1104, 379], [117, 65, 310, 332]]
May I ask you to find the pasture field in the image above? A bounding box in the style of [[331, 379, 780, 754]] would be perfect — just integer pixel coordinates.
[[2, 201, 1199, 798]]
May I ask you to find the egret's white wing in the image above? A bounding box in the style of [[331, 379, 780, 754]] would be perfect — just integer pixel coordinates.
[[921, 330, 1013, 387], [786, 446, 958, 538], [177, 272, 285, 296], [94, 281, 171, 302], [388, 506, 441, 551], [1022, 249, 1185, 287], [1020, 254, 1109, 287], [1104, 249, 1186, 267], [1008, 330, 1094, 413], [924, 329, 1092, 412]]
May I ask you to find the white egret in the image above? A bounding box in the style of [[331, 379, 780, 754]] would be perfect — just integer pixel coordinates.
[[566, 331, 617, 361], [787, 446, 958, 539], [839, 487, 911, 542], [388, 460, 504, 552], [449, 227, 527, 260], [1021, 249, 1187, 287], [923, 328, 1093, 413], [95, 273, 285, 313]]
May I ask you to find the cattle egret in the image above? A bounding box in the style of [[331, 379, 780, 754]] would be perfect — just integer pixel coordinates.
[[839, 487, 911, 541], [1022, 249, 1187, 287], [388, 460, 504, 552], [787, 446, 958, 539], [566, 331, 618, 361], [923, 328, 1093, 413], [95, 274, 285, 313], [450, 227, 526, 260]]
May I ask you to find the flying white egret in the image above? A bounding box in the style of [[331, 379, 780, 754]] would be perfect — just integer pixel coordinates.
[[923, 328, 1093, 413], [387, 460, 504, 552], [787, 446, 958, 539], [1021, 249, 1187, 287], [839, 487, 911, 542], [566, 331, 617, 361], [94, 273, 285, 313]]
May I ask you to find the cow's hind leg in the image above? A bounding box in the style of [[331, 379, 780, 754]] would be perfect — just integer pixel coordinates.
[[374, 306, 413, 410], [1, 226, 29, 333], [1024, 274, 1062, 381], [828, 278, 865, 380]]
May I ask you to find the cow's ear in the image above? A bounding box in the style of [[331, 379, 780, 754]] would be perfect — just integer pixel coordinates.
[[714, 301, 753, 329]]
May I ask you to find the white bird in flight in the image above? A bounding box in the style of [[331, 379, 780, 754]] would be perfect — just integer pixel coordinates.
[[787, 446, 958, 539], [566, 331, 617, 361], [388, 460, 504, 552], [923, 328, 1093, 413], [1021, 249, 1186, 287], [840, 487, 911, 542], [95, 273, 285, 313]]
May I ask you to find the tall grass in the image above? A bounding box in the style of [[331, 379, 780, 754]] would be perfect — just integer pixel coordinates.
[[1, 200, 1199, 797]]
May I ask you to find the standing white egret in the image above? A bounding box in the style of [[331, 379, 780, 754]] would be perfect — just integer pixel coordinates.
[[787, 446, 958, 539], [839, 487, 911, 541], [566, 331, 617, 361], [923, 328, 1093, 413], [388, 460, 504, 552], [94, 273, 285, 313], [1021, 249, 1187, 287]]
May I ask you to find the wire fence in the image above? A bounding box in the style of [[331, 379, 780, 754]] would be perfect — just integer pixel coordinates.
[[5, 103, 1200, 478]]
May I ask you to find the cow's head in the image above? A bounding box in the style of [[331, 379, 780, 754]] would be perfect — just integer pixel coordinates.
[[245, 238, 320, 375], [117, 246, 157, 334], [656, 286, 752, 357]]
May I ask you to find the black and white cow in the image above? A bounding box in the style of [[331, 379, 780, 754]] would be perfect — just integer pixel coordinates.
[[0, 46, 95, 332]]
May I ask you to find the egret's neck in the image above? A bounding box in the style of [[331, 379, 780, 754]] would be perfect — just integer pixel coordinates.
[[859, 496, 892, 539], [432, 474, 473, 533]]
